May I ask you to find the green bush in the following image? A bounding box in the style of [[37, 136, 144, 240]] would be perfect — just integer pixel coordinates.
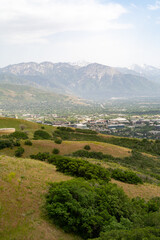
[[72, 150, 115, 161], [30, 152, 50, 161], [15, 147, 24, 157], [49, 155, 110, 182], [45, 179, 131, 239], [24, 140, 32, 146], [41, 126, 45, 129], [45, 179, 160, 239], [53, 130, 69, 140], [104, 137, 160, 156], [34, 130, 51, 140], [93, 227, 160, 240], [0, 139, 13, 149], [111, 169, 143, 185], [13, 140, 21, 147], [75, 128, 97, 134], [54, 139, 62, 144], [52, 148, 59, 154], [9, 131, 28, 140], [84, 145, 91, 150], [57, 127, 75, 132]]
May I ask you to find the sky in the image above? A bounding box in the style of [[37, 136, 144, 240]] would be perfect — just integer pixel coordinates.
[[0, 0, 160, 68]]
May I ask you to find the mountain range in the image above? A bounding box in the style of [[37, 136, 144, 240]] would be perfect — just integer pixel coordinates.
[[0, 62, 160, 101]]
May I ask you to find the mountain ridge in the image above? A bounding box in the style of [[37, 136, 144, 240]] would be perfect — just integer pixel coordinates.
[[0, 62, 160, 100]]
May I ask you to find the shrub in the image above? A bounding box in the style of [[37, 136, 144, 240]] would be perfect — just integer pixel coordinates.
[[0, 139, 13, 149], [49, 155, 110, 182], [111, 169, 143, 185], [15, 147, 24, 157], [104, 137, 160, 156], [34, 130, 51, 140], [84, 145, 91, 150], [75, 128, 97, 134], [54, 139, 62, 144], [45, 179, 160, 240], [52, 148, 59, 154], [93, 227, 160, 240], [13, 140, 21, 147], [57, 127, 75, 132], [41, 126, 45, 129], [24, 140, 32, 146], [9, 131, 28, 140], [19, 124, 26, 131], [30, 152, 50, 161], [45, 179, 132, 239]]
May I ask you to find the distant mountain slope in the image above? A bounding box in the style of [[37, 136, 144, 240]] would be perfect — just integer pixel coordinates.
[[129, 64, 160, 84], [0, 62, 160, 100], [0, 83, 92, 113]]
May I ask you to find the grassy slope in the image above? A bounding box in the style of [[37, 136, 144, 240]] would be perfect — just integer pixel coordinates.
[[1, 117, 160, 205], [0, 155, 81, 240], [1, 155, 160, 240], [88, 159, 160, 200], [111, 179, 160, 200], [0, 140, 131, 158], [0, 117, 55, 137]]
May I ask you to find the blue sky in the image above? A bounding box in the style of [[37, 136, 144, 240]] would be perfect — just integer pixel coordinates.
[[0, 0, 160, 67]]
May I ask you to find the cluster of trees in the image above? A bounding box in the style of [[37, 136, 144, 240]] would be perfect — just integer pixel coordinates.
[[0, 138, 23, 150], [93, 226, 160, 240], [105, 137, 160, 156], [30, 152, 110, 182], [30, 152, 50, 161], [71, 148, 160, 183], [75, 128, 97, 134], [24, 140, 32, 146], [15, 147, 24, 157], [57, 126, 74, 132], [111, 169, 143, 184], [0, 139, 13, 149], [111, 150, 160, 182], [57, 126, 97, 135], [53, 127, 99, 141], [9, 131, 28, 140], [49, 155, 110, 182], [34, 130, 51, 140], [30, 152, 143, 184], [45, 179, 160, 239]]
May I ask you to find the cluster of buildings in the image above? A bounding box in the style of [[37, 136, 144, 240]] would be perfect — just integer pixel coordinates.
[[2, 111, 160, 139]]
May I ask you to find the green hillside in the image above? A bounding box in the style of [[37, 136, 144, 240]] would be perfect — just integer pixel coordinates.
[[1, 118, 160, 240], [0, 117, 55, 138], [0, 156, 81, 240]]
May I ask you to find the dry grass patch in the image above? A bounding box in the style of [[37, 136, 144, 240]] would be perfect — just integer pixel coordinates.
[[111, 179, 160, 200], [23, 140, 131, 158], [0, 140, 131, 158], [0, 156, 81, 240]]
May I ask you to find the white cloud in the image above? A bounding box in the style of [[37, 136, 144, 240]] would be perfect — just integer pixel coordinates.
[[147, 1, 160, 10], [0, 0, 130, 44]]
